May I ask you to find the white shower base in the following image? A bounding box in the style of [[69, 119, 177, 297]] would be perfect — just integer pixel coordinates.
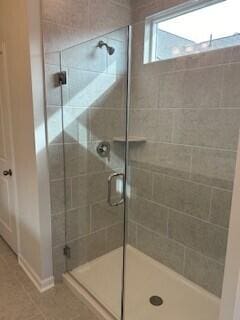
[[63, 245, 220, 320]]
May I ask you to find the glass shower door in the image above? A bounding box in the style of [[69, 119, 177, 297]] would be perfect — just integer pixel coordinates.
[[60, 27, 129, 319]]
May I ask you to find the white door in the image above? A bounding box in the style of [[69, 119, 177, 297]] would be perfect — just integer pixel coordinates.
[[0, 41, 18, 252]]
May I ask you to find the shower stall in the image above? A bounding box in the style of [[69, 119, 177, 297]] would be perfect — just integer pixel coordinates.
[[46, 2, 240, 319], [59, 27, 130, 319]]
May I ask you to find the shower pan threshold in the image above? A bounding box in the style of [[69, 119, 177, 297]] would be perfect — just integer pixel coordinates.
[[63, 245, 220, 320]]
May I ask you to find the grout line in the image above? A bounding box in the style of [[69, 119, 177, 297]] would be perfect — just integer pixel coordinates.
[[136, 222, 185, 249], [166, 208, 170, 238], [157, 74, 161, 110], [67, 64, 126, 76], [151, 171, 154, 199], [47, 104, 126, 110], [26, 312, 47, 320], [170, 108, 175, 143], [132, 192, 229, 231], [0, 237, 95, 320], [130, 106, 240, 110], [182, 246, 187, 276], [0, 252, 47, 320], [128, 136, 238, 153], [52, 169, 118, 180], [184, 246, 226, 267], [89, 204, 93, 233], [218, 62, 226, 108], [22, 289, 48, 320], [189, 146, 193, 180], [133, 166, 232, 193], [135, 223, 139, 249], [208, 188, 214, 222], [136, 223, 225, 266], [66, 222, 123, 245], [70, 177, 73, 210], [132, 59, 240, 77]]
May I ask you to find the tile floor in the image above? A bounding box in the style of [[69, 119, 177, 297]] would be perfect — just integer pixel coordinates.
[[0, 236, 101, 320]]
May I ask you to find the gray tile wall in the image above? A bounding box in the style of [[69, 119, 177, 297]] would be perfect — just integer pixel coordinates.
[[42, 0, 239, 298], [128, 18, 240, 296], [131, 0, 186, 23], [60, 29, 128, 274], [41, 0, 131, 281]]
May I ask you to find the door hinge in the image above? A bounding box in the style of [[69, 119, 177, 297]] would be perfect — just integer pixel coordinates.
[[57, 71, 67, 86], [63, 245, 71, 258]]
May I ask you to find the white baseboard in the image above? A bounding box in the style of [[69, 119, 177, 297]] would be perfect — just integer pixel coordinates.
[[18, 255, 54, 293], [233, 271, 240, 320]]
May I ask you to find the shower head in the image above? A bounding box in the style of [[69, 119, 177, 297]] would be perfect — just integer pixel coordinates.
[[107, 46, 115, 56], [97, 40, 115, 55]]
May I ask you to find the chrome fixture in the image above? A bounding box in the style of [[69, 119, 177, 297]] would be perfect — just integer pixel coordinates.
[[108, 173, 124, 207], [96, 141, 111, 158], [149, 296, 163, 306], [97, 40, 115, 55], [56, 71, 67, 86]]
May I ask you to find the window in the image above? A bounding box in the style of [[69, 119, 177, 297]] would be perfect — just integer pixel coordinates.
[[144, 0, 240, 63]]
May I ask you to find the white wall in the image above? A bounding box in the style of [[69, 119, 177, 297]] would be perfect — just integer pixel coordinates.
[[220, 132, 240, 320], [27, 0, 53, 284], [0, 0, 53, 290]]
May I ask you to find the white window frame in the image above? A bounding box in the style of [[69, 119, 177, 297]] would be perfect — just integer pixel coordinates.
[[144, 0, 225, 64]]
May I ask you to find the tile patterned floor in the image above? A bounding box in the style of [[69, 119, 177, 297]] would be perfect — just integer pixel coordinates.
[[0, 236, 101, 320]]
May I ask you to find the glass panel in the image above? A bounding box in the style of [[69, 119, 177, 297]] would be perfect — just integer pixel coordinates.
[[124, 17, 240, 320], [60, 27, 129, 319]]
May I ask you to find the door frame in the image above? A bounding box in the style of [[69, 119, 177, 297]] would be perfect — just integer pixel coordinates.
[[0, 40, 19, 253]]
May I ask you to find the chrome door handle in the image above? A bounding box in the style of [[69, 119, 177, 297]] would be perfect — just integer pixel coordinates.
[[108, 173, 125, 207]]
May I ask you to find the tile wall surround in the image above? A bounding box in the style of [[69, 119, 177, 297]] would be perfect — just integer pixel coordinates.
[[42, 0, 239, 299], [128, 13, 240, 296], [42, 0, 131, 55], [131, 0, 187, 23], [41, 0, 131, 281]]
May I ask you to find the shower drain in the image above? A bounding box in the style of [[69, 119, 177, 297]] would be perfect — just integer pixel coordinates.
[[149, 296, 163, 306]]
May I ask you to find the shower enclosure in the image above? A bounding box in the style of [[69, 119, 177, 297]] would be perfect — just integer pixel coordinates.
[[60, 26, 130, 319], [52, 6, 240, 319]]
